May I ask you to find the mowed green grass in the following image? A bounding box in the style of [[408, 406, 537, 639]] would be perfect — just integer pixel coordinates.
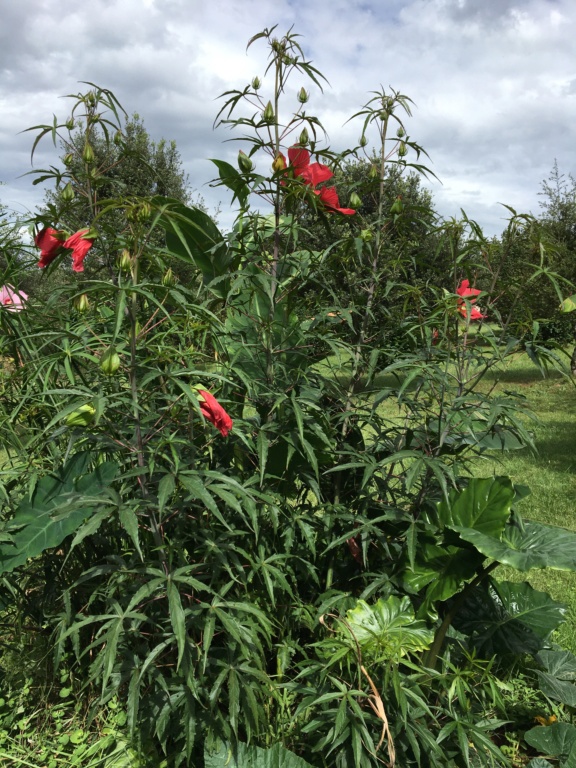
[[372, 350, 576, 651], [478, 356, 576, 651]]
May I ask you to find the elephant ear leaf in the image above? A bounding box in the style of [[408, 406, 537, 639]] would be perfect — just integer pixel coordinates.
[[458, 519, 576, 572], [0, 453, 118, 575], [435, 476, 514, 538], [452, 579, 566, 656], [525, 722, 576, 763], [345, 595, 434, 662]]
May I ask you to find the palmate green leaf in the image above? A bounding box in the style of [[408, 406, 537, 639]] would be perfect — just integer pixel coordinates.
[[205, 741, 315, 768], [344, 595, 434, 662], [525, 723, 576, 763], [458, 519, 576, 572], [435, 476, 514, 538], [0, 453, 118, 575], [453, 579, 566, 656]]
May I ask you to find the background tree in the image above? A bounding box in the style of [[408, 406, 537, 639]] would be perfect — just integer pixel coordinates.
[[40, 112, 200, 284]]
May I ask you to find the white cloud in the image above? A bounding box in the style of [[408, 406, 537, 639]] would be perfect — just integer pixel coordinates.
[[1, 0, 575, 235]]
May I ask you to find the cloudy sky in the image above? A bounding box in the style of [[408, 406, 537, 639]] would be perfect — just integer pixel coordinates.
[[1, 0, 574, 236]]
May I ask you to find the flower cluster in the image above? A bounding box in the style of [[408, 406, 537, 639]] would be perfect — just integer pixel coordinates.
[[35, 227, 96, 272], [275, 147, 356, 215], [456, 279, 486, 322], [0, 284, 28, 311]]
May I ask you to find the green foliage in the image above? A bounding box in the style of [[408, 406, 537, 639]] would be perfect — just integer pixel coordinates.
[[1, 25, 575, 768]]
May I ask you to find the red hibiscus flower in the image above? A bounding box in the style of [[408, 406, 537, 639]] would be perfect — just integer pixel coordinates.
[[198, 390, 233, 437], [458, 304, 486, 321], [63, 230, 96, 273], [35, 227, 64, 268], [287, 146, 333, 187], [315, 186, 356, 215], [456, 279, 486, 321], [456, 279, 481, 300]]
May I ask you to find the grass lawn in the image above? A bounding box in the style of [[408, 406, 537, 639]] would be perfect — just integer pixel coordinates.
[[477, 355, 576, 651]]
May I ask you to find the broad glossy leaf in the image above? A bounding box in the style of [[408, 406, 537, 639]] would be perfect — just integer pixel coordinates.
[[458, 520, 576, 572], [435, 476, 514, 537], [345, 595, 434, 662], [204, 741, 314, 768], [453, 579, 566, 656], [525, 723, 576, 762], [402, 542, 484, 615], [0, 454, 118, 575]]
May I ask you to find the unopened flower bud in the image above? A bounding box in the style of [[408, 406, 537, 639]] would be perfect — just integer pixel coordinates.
[[75, 293, 90, 312], [61, 182, 75, 202], [349, 192, 362, 209], [237, 150, 254, 173], [66, 118, 75, 131], [398, 141, 408, 157], [297, 87, 309, 104], [369, 164, 379, 180], [251, 76, 261, 90], [137, 202, 151, 221], [162, 268, 177, 287], [360, 228, 373, 242], [272, 153, 286, 173], [262, 101, 274, 123], [63, 153, 75, 167], [298, 128, 309, 146], [358, 135, 368, 147], [66, 403, 96, 428], [396, 126, 405, 138], [82, 142, 95, 164], [117, 249, 132, 272], [391, 195, 404, 214], [86, 91, 97, 107], [113, 130, 123, 145], [100, 346, 120, 376]]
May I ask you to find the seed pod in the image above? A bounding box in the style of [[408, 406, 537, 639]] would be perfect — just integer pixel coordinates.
[[117, 249, 132, 272], [82, 142, 95, 164], [100, 346, 120, 375], [75, 293, 90, 313], [237, 150, 254, 172], [263, 101, 274, 122], [162, 268, 177, 287], [66, 403, 96, 427], [61, 182, 75, 202]]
